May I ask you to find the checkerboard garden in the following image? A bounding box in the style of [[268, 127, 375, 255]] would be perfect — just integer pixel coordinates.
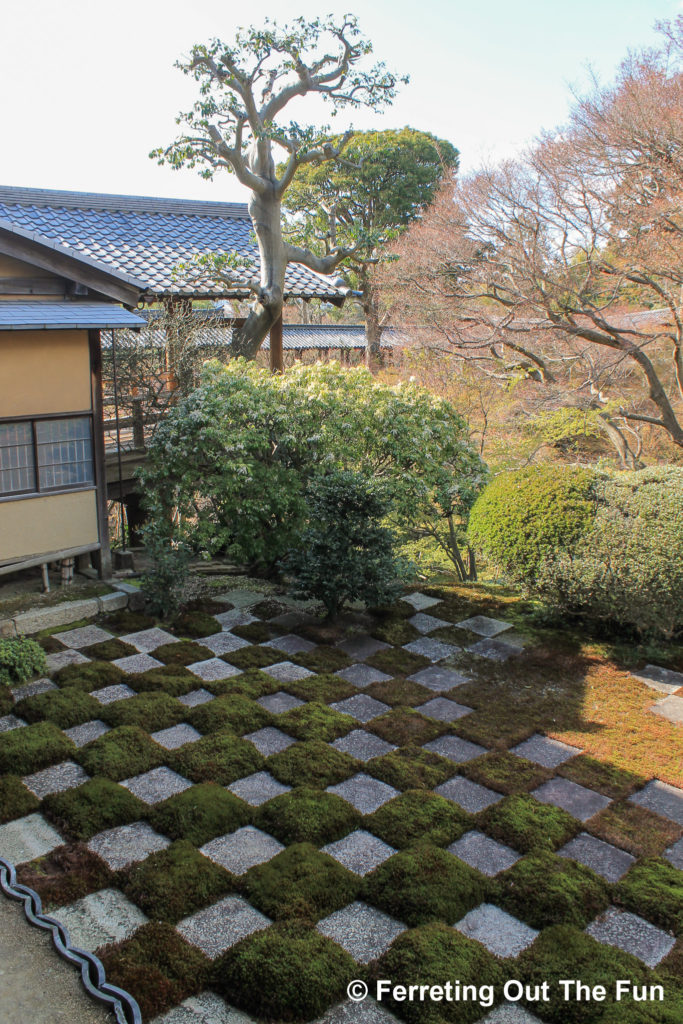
[[1, 585, 683, 1024]]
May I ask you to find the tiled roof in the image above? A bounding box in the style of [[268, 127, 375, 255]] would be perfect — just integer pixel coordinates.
[[0, 301, 145, 330], [106, 318, 398, 351], [0, 186, 348, 302]]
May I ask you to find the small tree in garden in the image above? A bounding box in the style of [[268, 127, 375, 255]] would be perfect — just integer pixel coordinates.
[[285, 471, 408, 618]]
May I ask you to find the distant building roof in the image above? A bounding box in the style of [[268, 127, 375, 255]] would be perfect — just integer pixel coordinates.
[[0, 301, 145, 331], [106, 318, 398, 351], [0, 186, 349, 304]]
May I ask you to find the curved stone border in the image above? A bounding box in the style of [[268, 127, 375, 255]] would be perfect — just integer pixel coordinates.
[[0, 855, 141, 1024]]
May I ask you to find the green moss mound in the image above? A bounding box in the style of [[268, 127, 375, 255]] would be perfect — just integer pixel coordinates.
[[42, 778, 145, 841], [284, 673, 356, 703], [365, 677, 432, 707], [214, 920, 356, 1022], [231, 621, 276, 643], [294, 646, 351, 674], [496, 851, 610, 928], [268, 740, 358, 788], [255, 787, 359, 845], [0, 721, 74, 775], [0, 776, 40, 823], [483, 794, 579, 853], [367, 747, 455, 791], [367, 647, 430, 677], [54, 660, 124, 692], [170, 610, 219, 638], [460, 751, 553, 795], [128, 665, 196, 697], [615, 859, 683, 935], [14, 688, 100, 729], [369, 708, 444, 746], [82, 638, 137, 661], [0, 683, 13, 715], [154, 640, 213, 666], [559, 756, 643, 799], [366, 790, 471, 849], [187, 693, 271, 736], [242, 842, 358, 921], [222, 646, 281, 670], [589, 802, 681, 858], [371, 619, 421, 646], [15, 843, 112, 907], [121, 840, 232, 922], [150, 782, 251, 846], [278, 702, 355, 742], [103, 610, 157, 633], [171, 730, 264, 785], [101, 692, 185, 730], [76, 725, 164, 780]]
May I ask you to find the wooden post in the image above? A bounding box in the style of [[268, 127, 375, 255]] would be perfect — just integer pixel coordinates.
[[132, 398, 145, 449], [269, 314, 284, 373], [88, 330, 112, 579]]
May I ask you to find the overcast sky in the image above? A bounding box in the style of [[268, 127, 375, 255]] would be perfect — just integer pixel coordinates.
[[1, 0, 679, 203]]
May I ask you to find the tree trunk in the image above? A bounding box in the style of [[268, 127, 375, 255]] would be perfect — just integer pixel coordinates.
[[596, 412, 644, 470], [361, 269, 383, 372]]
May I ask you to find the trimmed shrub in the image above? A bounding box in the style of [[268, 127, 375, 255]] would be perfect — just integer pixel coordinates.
[[0, 636, 47, 686]]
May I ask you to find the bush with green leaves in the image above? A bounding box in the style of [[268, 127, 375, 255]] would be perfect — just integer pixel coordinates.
[[140, 523, 192, 619], [0, 636, 47, 686]]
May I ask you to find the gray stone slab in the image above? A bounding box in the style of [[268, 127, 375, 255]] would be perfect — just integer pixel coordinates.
[[213, 609, 258, 630], [322, 830, 396, 876], [664, 836, 683, 869], [151, 724, 202, 750], [14, 598, 99, 635], [317, 901, 406, 963], [453, 616, 513, 638], [416, 697, 473, 722], [629, 779, 683, 825], [92, 683, 137, 704], [98, 591, 129, 613], [262, 661, 314, 682], [119, 628, 179, 653], [586, 907, 675, 967], [403, 638, 460, 662], [111, 654, 164, 674], [448, 831, 520, 876], [257, 691, 305, 714], [468, 638, 523, 662], [54, 625, 114, 650], [87, 821, 170, 870], [56, 887, 147, 951], [245, 726, 295, 756], [63, 719, 111, 747], [12, 677, 57, 700], [200, 826, 284, 875], [0, 813, 64, 865], [228, 771, 291, 806], [177, 895, 271, 958], [326, 774, 399, 815], [23, 761, 89, 799], [337, 635, 391, 661], [314, 1001, 401, 1024], [435, 777, 503, 814], [651, 696, 683, 725], [532, 778, 610, 822], [215, 589, 267, 609], [335, 665, 392, 688], [558, 832, 636, 882], [408, 665, 471, 692], [121, 767, 192, 805], [110, 582, 141, 595], [330, 695, 390, 723], [631, 664, 683, 695], [178, 688, 215, 708], [187, 658, 242, 682], [200, 632, 251, 656], [455, 903, 538, 957], [408, 613, 450, 634], [0, 714, 27, 733], [46, 650, 91, 675], [402, 592, 442, 611], [511, 733, 582, 768], [423, 735, 487, 763], [478, 1004, 544, 1023], [151, 992, 255, 1024], [262, 633, 316, 655], [332, 730, 396, 762]]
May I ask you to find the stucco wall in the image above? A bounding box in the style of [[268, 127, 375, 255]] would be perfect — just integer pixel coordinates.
[[0, 489, 99, 563], [0, 329, 91, 416]]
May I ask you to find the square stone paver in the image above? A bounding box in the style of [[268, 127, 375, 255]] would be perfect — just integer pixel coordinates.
[[187, 658, 241, 683], [478, 1005, 543, 1024], [453, 616, 513, 638], [313, 1000, 401, 1024], [631, 664, 683, 695], [330, 695, 390, 723], [11, 677, 57, 700], [213, 609, 259, 630], [332, 730, 396, 762], [423, 735, 486, 763], [198, 633, 251, 656], [178, 688, 215, 708], [0, 714, 27, 733], [532, 778, 610, 822], [511, 733, 582, 768], [57, 887, 147, 951], [200, 826, 284, 875], [151, 723, 202, 750], [416, 697, 473, 722], [408, 613, 450, 634], [322, 830, 396, 876], [63, 719, 110, 747], [92, 683, 137, 704], [54, 625, 114, 649], [664, 836, 683, 869], [112, 654, 164, 675], [629, 779, 683, 825], [262, 633, 315, 655], [262, 661, 314, 683], [245, 726, 295, 756], [651, 696, 683, 725], [586, 907, 675, 967], [558, 832, 636, 882], [151, 992, 255, 1024], [88, 821, 170, 870], [335, 665, 392, 688], [177, 895, 271, 958], [121, 767, 192, 805], [46, 650, 90, 675], [402, 592, 441, 611], [326, 774, 399, 815], [0, 813, 64, 865], [215, 589, 266, 609], [268, 610, 318, 630], [408, 666, 471, 692], [120, 628, 179, 653], [403, 638, 459, 662], [336, 635, 390, 661], [23, 760, 89, 799], [257, 691, 305, 714], [435, 777, 503, 814], [317, 901, 406, 963], [455, 903, 538, 957], [448, 831, 521, 876], [228, 771, 291, 806], [468, 638, 523, 662]]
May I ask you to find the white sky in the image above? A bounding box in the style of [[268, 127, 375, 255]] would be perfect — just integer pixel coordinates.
[[0, 0, 679, 203]]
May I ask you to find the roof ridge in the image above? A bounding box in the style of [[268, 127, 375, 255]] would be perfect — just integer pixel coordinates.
[[0, 186, 251, 220]]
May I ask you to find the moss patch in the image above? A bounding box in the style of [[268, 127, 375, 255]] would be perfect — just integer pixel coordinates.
[[365, 677, 432, 707], [367, 647, 430, 677], [460, 751, 553, 795], [294, 646, 352, 674], [371, 620, 421, 646], [232, 622, 277, 643], [214, 920, 356, 1022], [150, 782, 251, 846], [242, 842, 358, 922], [255, 787, 359, 846], [369, 708, 444, 747], [121, 840, 233, 923], [14, 688, 100, 729], [76, 725, 164, 781], [43, 777, 145, 841], [251, 599, 286, 619], [16, 843, 112, 907], [267, 740, 358, 788], [103, 610, 157, 633], [367, 747, 455, 791], [589, 802, 682, 858], [497, 851, 610, 929], [558, 755, 644, 799], [187, 694, 271, 736], [366, 790, 471, 849], [54, 660, 124, 692], [155, 640, 214, 666], [82, 638, 137, 661], [100, 691, 185, 731], [0, 775, 40, 823], [171, 730, 264, 785], [221, 646, 281, 671], [170, 610, 219, 638], [283, 673, 356, 704], [482, 794, 579, 853], [615, 859, 683, 935], [278, 702, 355, 742], [0, 721, 74, 775], [0, 682, 13, 715], [129, 665, 196, 697], [208, 669, 278, 699]]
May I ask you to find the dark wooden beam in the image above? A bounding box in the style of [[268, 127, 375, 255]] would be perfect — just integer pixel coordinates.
[[0, 276, 66, 296], [89, 329, 112, 578], [269, 313, 284, 373]]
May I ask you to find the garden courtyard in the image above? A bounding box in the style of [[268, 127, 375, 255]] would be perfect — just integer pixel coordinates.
[[1, 579, 682, 1024]]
